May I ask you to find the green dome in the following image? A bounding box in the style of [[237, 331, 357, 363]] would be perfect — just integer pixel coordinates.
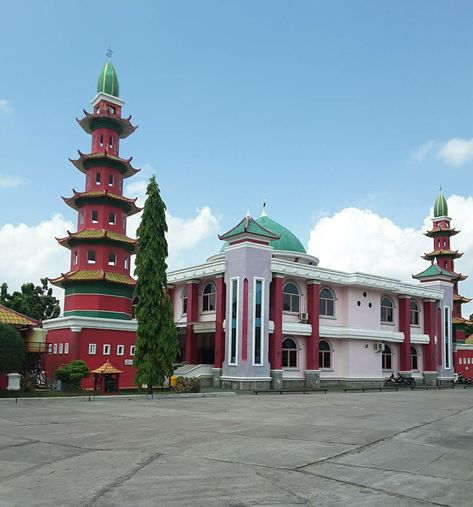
[[97, 62, 119, 97], [220, 214, 306, 254], [434, 191, 448, 218]]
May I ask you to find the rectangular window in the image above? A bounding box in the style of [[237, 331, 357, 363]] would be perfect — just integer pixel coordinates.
[[108, 174, 114, 187], [130, 345, 135, 356], [444, 306, 451, 369], [95, 172, 101, 185], [91, 210, 98, 223], [59, 343, 63, 354], [103, 344, 111, 355], [87, 250, 96, 264], [88, 343, 96, 355], [122, 216, 126, 230], [124, 257, 129, 270], [109, 212, 116, 225], [253, 278, 264, 365], [48, 343, 53, 354], [99, 134, 104, 146], [64, 343, 69, 354], [79, 211, 84, 225], [108, 253, 116, 266], [117, 345, 124, 355], [109, 136, 113, 149], [229, 278, 239, 365], [53, 343, 57, 354], [73, 251, 78, 265]]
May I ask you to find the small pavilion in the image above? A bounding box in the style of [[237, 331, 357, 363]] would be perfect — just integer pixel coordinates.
[[92, 360, 123, 393]]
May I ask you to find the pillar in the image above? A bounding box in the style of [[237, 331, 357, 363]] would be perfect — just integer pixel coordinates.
[[185, 280, 199, 364], [214, 276, 226, 368], [269, 275, 283, 388], [399, 295, 411, 373], [306, 281, 321, 388], [423, 299, 437, 386]]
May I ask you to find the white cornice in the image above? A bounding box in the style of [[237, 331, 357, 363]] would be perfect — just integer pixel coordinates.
[[319, 325, 405, 342], [42, 316, 137, 332], [193, 321, 216, 333], [270, 259, 444, 300], [411, 334, 430, 344], [167, 260, 226, 284], [91, 92, 124, 107]]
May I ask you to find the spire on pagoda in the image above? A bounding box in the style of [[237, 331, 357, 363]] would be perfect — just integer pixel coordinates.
[[50, 58, 140, 321]]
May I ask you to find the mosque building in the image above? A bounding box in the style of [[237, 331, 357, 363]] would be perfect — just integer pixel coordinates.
[[43, 62, 472, 390]]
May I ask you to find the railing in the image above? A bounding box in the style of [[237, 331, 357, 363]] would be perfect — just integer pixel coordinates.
[[26, 342, 50, 353]]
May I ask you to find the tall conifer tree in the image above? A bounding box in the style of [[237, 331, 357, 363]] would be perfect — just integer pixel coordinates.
[[134, 176, 178, 391]]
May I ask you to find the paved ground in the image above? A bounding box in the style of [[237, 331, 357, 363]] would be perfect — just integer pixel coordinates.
[[1, 390, 473, 507]]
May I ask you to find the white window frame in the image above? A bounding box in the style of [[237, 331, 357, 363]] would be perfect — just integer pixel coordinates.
[[130, 345, 135, 356], [108, 212, 116, 225], [48, 343, 53, 354], [117, 344, 124, 356], [59, 343, 63, 354], [64, 343, 69, 354], [87, 250, 96, 264], [53, 343, 57, 354], [103, 344, 111, 355], [89, 343, 96, 355], [108, 252, 116, 266], [228, 277, 239, 366], [252, 277, 265, 366]]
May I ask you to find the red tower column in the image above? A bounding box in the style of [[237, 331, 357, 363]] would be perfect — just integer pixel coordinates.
[[306, 282, 320, 371], [214, 276, 226, 368], [269, 275, 283, 370], [399, 296, 411, 372], [185, 280, 199, 364], [423, 299, 436, 372]]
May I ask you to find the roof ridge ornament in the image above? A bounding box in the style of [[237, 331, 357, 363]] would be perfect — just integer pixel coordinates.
[[261, 200, 268, 217]]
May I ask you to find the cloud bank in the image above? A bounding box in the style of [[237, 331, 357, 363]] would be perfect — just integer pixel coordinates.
[[412, 138, 473, 166]]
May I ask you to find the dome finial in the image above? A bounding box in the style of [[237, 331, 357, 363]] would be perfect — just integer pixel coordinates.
[[434, 187, 448, 218], [97, 56, 120, 97], [261, 199, 268, 217], [106, 46, 113, 59]]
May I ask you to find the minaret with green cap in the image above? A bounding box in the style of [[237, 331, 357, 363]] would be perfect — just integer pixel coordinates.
[[50, 57, 140, 320], [413, 189, 470, 343]]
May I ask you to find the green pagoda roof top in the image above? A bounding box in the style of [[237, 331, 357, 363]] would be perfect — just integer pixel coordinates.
[[434, 191, 448, 218], [413, 262, 455, 281], [97, 61, 119, 97], [220, 213, 307, 254], [219, 214, 280, 242]]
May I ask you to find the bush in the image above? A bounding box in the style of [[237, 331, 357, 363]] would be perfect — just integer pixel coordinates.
[[20, 372, 35, 392], [173, 376, 201, 393], [54, 360, 90, 390], [0, 324, 25, 373]]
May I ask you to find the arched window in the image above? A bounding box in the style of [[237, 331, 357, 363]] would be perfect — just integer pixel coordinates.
[[282, 338, 297, 367], [319, 340, 331, 368], [181, 287, 187, 315], [283, 282, 300, 313], [380, 297, 394, 323], [411, 346, 419, 370], [202, 282, 216, 311], [320, 288, 335, 317], [382, 344, 392, 370], [410, 301, 420, 326]]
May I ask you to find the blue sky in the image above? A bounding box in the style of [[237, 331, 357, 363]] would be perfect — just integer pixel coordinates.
[[2, 1, 473, 304]]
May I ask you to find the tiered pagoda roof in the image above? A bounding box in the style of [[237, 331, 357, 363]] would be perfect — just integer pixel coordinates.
[[63, 189, 141, 216], [57, 229, 136, 252], [92, 360, 123, 375], [77, 110, 137, 139], [454, 294, 472, 304], [50, 269, 136, 288], [70, 150, 140, 179], [219, 213, 281, 242], [422, 249, 463, 261], [0, 304, 39, 327]]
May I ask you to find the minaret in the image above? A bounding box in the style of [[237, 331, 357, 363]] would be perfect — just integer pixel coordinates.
[[414, 190, 470, 343], [50, 59, 140, 320]]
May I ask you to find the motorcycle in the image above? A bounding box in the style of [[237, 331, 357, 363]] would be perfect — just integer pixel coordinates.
[[385, 373, 416, 388], [454, 373, 473, 385]]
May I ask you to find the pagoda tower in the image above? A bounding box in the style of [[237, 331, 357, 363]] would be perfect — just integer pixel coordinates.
[[413, 191, 470, 344], [50, 60, 140, 320]]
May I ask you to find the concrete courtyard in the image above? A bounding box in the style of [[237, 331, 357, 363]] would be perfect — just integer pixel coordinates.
[[1, 390, 473, 506]]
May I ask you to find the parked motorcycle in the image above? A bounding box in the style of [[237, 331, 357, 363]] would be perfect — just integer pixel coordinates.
[[454, 373, 473, 385], [385, 373, 416, 388]]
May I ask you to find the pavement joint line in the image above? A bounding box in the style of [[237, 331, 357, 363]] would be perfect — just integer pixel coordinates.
[[80, 451, 163, 507], [294, 402, 473, 471]]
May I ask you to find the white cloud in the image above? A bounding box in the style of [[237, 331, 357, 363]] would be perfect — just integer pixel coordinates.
[[0, 214, 72, 304], [307, 195, 473, 316], [0, 99, 13, 115], [412, 138, 473, 167], [438, 138, 473, 166], [0, 174, 26, 188]]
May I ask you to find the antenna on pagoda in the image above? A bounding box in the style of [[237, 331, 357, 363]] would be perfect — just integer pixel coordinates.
[[106, 46, 113, 59]]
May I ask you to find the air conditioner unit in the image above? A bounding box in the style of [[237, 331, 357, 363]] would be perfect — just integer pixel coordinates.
[[373, 342, 385, 352], [299, 312, 308, 322]]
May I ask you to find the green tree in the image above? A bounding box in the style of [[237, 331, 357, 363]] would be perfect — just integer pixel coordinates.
[[54, 360, 90, 389], [0, 324, 25, 373], [0, 278, 60, 321], [134, 176, 178, 392]]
